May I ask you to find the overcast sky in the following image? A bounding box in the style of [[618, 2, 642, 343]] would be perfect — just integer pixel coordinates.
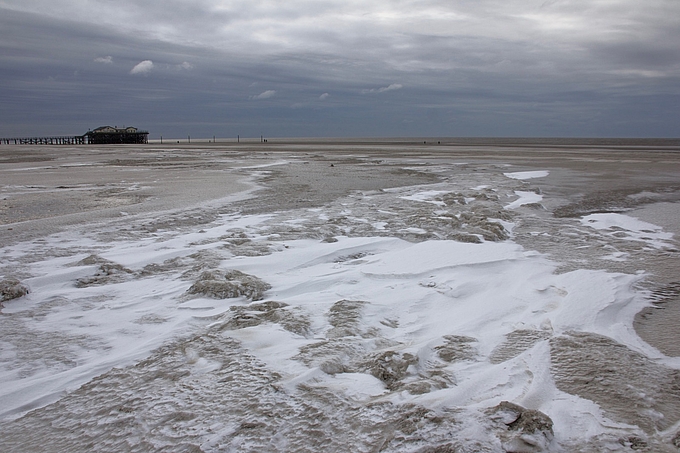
[[1, 0, 678, 138]]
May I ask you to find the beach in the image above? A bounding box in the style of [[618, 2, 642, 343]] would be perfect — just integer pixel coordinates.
[[1, 139, 679, 451]]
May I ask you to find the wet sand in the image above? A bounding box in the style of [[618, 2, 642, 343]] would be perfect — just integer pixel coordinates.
[[2, 140, 680, 361]]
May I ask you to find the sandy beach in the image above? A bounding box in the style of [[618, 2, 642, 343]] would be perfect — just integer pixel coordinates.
[[1, 139, 679, 451]]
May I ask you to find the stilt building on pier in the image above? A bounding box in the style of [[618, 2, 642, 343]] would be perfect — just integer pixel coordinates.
[[85, 126, 148, 144]]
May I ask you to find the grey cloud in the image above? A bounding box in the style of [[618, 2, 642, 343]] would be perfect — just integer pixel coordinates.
[[590, 41, 680, 71], [1, 0, 679, 137]]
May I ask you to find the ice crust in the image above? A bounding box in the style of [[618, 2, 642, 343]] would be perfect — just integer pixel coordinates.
[[1, 162, 678, 452]]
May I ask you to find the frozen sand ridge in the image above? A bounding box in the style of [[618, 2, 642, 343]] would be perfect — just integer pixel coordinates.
[[1, 158, 679, 451]]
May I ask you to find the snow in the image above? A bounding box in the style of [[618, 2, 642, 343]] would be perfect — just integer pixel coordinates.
[[1, 223, 651, 427], [504, 170, 550, 180], [505, 190, 543, 209], [399, 190, 449, 206], [581, 212, 674, 249], [0, 163, 676, 451]]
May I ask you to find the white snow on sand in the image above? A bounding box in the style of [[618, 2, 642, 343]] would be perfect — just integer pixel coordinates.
[[504, 170, 550, 180], [400, 190, 449, 206], [505, 190, 543, 209], [0, 166, 676, 450], [581, 212, 674, 249], [0, 221, 650, 437]]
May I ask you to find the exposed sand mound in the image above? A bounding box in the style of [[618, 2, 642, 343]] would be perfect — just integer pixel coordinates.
[[361, 350, 418, 390], [220, 300, 311, 337], [0, 278, 30, 305], [488, 401, 554, 452], [75, 263, 134, 287], [551, 331, 680, 433], [186, 269, 271, 301], [435, 335, 478, 362]]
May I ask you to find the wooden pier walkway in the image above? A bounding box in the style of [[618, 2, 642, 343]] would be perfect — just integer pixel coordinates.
[[2, 127, 148, 145], [1, 135, 87, 145]]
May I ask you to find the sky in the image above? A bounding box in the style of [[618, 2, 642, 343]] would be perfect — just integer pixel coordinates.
[[1, 0, 679, 138]]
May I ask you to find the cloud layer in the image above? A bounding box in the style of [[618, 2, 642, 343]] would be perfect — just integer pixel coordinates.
[[1, 0, 679, 137]]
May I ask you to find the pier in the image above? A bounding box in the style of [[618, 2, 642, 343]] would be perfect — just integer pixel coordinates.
[[1, 126, 148, 145], [1, 135, 86, 145]]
